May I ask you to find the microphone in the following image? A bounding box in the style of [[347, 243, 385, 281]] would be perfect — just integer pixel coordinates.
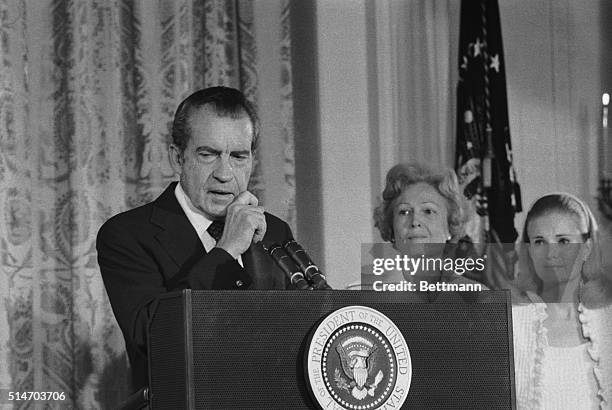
[[284, 240, 332, 290], [266, 243, 312, 290]]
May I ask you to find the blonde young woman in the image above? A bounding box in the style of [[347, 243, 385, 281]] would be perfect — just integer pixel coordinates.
[[512, 193, 612, 409]]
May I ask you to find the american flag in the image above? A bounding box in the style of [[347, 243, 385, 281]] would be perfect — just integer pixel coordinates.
[[455, 0, 521, 245]]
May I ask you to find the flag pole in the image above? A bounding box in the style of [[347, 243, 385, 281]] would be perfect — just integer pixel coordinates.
[[480, 0, 493, 236]]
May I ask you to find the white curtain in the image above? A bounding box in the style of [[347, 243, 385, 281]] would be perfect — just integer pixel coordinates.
[[373, 0, 460, 175]]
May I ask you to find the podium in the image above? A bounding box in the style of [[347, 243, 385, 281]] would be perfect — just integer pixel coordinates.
[[148, 290, 515, 409]]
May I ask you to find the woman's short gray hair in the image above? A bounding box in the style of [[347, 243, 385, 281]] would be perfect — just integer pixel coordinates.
[[373, 163, 469, 242]]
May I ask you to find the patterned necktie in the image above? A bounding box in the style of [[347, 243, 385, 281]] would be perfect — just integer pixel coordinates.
[[206, 220, 225, 242]]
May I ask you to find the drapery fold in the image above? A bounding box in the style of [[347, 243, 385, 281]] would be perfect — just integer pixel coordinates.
[[371, 0, 459, 180]]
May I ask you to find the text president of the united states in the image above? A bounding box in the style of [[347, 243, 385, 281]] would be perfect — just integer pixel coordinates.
[[96, 86, 294, 391]]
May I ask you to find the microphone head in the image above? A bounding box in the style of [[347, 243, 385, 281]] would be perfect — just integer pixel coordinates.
[[267, 243, 311, 290], [283, 240, 332, 289], [284, 240, 319, 275]]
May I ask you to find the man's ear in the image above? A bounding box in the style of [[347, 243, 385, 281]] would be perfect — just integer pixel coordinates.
[[169, 144, 183, 175]]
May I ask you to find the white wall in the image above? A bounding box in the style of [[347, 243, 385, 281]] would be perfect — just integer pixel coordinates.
[[501, 0, 602, 229]]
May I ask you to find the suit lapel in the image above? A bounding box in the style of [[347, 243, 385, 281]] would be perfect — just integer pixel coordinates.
[[151, 182, 205, 269]]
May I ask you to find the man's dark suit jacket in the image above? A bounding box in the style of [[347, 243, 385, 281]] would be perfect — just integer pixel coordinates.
[[96, 182, 293, 391]]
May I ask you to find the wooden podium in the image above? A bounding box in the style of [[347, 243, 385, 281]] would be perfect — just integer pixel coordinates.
[[148, 290, 515, 409]]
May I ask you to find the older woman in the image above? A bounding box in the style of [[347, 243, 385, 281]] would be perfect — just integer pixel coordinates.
[[374, 163, 467, 244], [371, 163, 482, 287], [511, 193, 612, 409]]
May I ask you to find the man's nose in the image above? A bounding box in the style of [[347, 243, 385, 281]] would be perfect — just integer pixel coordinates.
[[212, 156, 233, 181]]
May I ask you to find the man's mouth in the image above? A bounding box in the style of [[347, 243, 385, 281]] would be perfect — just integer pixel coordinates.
[[209, 190, 234, 197]]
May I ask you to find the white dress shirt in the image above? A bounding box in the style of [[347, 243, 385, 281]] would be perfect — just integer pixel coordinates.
[[174, 183, 243, 267]]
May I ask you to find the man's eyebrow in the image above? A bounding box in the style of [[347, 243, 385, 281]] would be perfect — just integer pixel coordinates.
[[196, 146, 221, 154]]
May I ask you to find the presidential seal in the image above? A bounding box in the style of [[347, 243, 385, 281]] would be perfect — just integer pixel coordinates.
[[307, 306, 411, 410]]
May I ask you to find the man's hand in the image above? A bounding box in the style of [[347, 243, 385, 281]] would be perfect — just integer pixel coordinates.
[[216, 191, 266, 259]]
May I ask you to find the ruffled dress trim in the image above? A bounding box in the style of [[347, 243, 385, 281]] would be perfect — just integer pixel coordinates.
[[579, 304, 612, 409], [524, 291, 612, 409], [525, 292, 548, 408]]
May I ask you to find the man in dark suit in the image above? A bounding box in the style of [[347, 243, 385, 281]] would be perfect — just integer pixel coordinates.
[[96, 87, 293, 392]]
